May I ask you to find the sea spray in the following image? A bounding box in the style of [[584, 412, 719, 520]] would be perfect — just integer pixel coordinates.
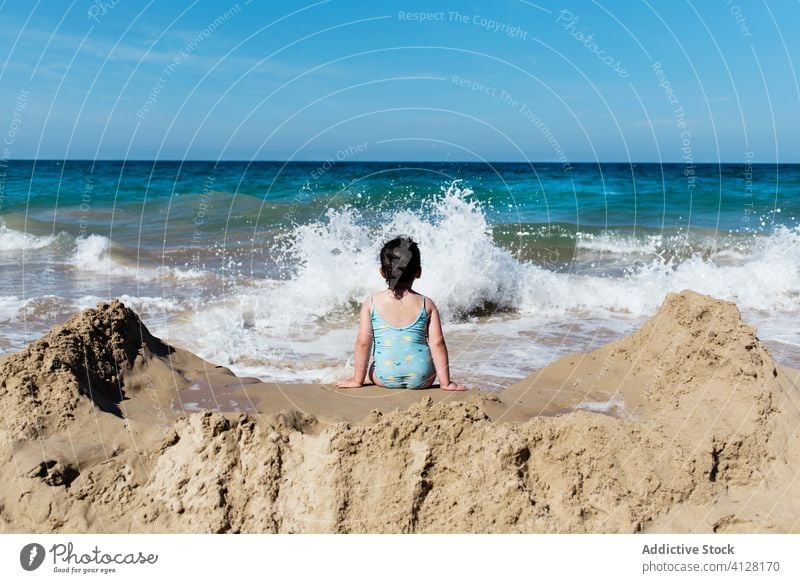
[[274, 181, 524, 321]]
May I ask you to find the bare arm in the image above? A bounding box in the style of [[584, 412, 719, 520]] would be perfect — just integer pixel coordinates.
[[427, 300, 466, 391], [336, 298, 373, 388]]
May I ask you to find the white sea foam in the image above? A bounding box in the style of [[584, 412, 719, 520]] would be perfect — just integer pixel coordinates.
[[576, 231, 663, 255], [0, 224, 58, 250], [74, 294, 185, 317], [0, 293, 185, 325], [0, 295, 23, 322], [512, 245, 799, 317], [71, 235, 207, 281]]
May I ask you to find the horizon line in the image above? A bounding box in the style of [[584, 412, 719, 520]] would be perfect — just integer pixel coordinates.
[[2, 158, 793, 165]]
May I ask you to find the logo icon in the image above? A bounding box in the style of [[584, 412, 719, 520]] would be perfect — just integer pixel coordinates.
[[20, 543, 46, 571]]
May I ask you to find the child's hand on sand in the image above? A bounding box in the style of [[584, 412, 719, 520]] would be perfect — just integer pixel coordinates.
[[442, 382, 467, 391], [336, 377, 363, 388]]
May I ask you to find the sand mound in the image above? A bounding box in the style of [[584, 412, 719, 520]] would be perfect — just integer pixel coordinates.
[[1, 290, 799, 533], [0, 300, 170, 439], [612, 291, 785, 487]]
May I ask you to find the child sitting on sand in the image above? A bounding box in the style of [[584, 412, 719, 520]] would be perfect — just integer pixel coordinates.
[[336, 235, 466, 391]]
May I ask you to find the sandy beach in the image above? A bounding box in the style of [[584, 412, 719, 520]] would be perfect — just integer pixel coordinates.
[[1, 289, 798, 533]]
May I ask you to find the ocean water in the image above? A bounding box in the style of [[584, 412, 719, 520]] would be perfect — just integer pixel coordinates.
[[1, 160, 799, 390]]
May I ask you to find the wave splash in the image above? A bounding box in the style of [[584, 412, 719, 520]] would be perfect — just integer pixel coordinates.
[[260, 182, 800, 319], [172, 183, 800, 379]]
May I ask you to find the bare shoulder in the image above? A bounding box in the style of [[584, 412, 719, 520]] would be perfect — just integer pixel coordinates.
[[360, 295, 373, 313], [367, 290, 385, 304], [423, 295, 439, 316]]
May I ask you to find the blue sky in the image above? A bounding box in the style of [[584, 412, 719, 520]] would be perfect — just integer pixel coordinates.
[[0, 0, 798, 162]]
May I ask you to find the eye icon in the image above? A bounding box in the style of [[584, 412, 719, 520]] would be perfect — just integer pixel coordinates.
[[20, 543, 46, 571]]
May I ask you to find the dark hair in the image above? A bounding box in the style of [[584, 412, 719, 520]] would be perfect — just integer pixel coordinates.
[[380, 236, 421, 299]]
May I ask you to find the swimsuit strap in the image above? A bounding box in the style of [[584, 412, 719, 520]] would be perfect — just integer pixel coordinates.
[[371, 292, 426, 321]]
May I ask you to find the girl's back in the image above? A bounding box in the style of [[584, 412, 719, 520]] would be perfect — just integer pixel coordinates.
[[370, 290, 434, 389], [370, 290, 429, 327]]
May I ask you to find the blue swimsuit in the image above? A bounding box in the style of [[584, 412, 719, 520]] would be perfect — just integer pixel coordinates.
[[370, 295, 436, 389]]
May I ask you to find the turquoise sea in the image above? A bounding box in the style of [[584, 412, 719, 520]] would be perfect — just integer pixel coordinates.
[[1, 160, 798, 390]]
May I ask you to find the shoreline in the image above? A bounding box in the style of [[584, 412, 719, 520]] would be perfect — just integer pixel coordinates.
[[1, 289, 799, 533]]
